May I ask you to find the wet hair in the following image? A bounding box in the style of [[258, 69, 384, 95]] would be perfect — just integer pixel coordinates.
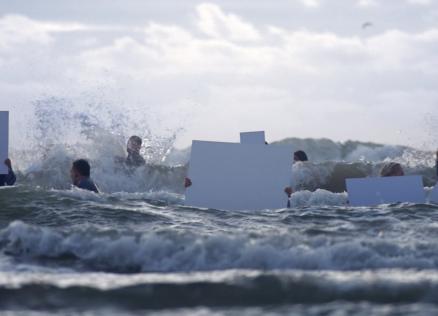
[[128, 136, 142, 146], [72, 159, 91, 177], [294, 150, 309, 162], [380, 162, 403, 177]]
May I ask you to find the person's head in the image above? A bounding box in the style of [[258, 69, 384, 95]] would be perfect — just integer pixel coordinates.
[[127, 136, 142, 154], [294, 150, 309, 162], [70, 159, 91, 184], [380, 162, 404, 177]]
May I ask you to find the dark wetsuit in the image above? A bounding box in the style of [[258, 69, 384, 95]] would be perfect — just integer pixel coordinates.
[[126, 152, 146, 168], [76, 178, 99, 193], [0, 168, 16, 187]]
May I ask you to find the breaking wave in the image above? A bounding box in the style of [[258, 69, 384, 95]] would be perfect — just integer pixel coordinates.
[[1, 219, 438, 273], [5, 95, 436, 195]]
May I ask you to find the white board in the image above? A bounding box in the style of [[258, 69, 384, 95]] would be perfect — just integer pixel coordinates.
[[240, 131, 266, 145], [346, 175, 425, 207], [185, 140, 293, 211], [0, 111, 8, 175]]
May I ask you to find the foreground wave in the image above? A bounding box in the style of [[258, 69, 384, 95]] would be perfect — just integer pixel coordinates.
[[1, 270, 438, 311], [3, 218, 438, 273], [2, 189, 438, 314]]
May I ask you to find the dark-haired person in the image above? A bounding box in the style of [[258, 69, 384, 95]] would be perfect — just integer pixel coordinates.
[[184, 177, 192, 188], [294, 150, 309, 162], [0, 159, 16, 187], [126, 136, 146, 167], [70, 159, 99, 193], [284, 150, 310, 198], [380, 162, 405, 177]]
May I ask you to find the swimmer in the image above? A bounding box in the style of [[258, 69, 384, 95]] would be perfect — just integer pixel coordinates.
[[294, 150, 309, 162], [0, 159, 16, 187], [380, 162, 405, 177], [284, 150, 309, 197], [126, 136, 146, 167], [70, 159, 100, 193], [185, 177, 192, 188]]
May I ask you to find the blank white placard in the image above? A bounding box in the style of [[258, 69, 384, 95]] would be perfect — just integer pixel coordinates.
[[240, 131, 266, 145], [185, 140, 293, 211], [346, 175, 425, 207], [0, 111, 8, 175]]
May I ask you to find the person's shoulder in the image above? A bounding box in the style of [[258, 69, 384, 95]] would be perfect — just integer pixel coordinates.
[[78, 178, 96, 189], [126, 154, 146, 167]]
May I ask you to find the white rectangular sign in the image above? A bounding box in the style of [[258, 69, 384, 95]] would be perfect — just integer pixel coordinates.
[[185, 141, 293, 211], [346, 175, 425, 207], [0, 111, 8, 175], [240, 131, 266, 145]]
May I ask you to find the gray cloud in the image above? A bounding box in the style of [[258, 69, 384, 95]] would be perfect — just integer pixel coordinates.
[[1, 1, 437, 150]]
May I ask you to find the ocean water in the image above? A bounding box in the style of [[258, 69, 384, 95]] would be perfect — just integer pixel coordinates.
[[2, 107, 438, 315], [2, 185, 438, 315]]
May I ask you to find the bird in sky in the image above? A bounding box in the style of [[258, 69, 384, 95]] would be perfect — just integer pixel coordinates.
[[362, 22, 373, 29]]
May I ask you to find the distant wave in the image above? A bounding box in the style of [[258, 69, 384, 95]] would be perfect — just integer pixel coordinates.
[[166, 137, 431, 165]]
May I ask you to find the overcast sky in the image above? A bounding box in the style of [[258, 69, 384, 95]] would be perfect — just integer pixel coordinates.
[[1, 0, 438, 149]]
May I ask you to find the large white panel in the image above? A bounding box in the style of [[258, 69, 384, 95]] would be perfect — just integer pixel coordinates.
[[185, 141, 293, 211], [240, 131, 266, 145], [0, 111, 8, 175], [346, 175, 425, 207]]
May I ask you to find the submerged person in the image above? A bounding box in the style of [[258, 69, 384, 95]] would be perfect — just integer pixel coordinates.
[[70, 159, 100, 193], [0, 159, 16, 187], [125, 136, 146, 168], [185, 177, 192, 188], [380, 162, 405, 177], [294, 150, 309, 163], [284, 150, 309, 198]]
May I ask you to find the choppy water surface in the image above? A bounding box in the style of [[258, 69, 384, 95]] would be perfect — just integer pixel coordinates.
[[2, 183, 438, 315], [2, 106, 438, 314]]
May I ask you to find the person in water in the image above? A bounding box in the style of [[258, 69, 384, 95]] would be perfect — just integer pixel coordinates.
[[70, 159, 99, 193], [284, 150, 309, 197], [125, 136, 146, 167], [185, 177, 192, 188], [294, 150, 309, 163], [380, 162, 405, 177], [0, 159, 16, 187]]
